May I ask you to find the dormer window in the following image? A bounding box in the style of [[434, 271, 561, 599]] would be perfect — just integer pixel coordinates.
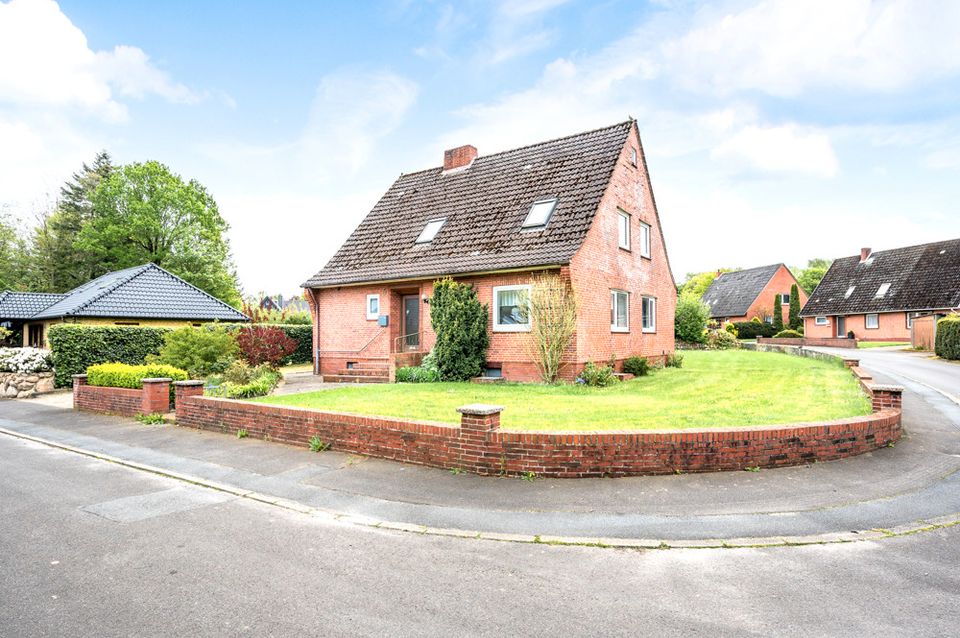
[[875, 283, 890, 298], [522, 198, 557, 229], [416, 218, 446, 243]]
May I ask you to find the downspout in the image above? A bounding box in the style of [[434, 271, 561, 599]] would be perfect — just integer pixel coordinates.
[[308, 288, 321, 376]]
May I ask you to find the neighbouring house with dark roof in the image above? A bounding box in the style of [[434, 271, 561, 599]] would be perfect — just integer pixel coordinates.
[[259, 294, 310, 315], [302, 120, 677, 382], [801, 241, 960, 341], [701, 264, 807, 325], [0, 263, 248, 348]]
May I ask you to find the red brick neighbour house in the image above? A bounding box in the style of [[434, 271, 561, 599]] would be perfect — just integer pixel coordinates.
[[701, 264, 808, 324], [801, 240, 960, 342], [302, 120, 677, 382]]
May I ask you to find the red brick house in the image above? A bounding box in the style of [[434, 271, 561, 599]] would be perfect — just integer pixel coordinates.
[[302, 120, 677, 382], [702, 264, 807, 324], [801, 240, 960, 341]]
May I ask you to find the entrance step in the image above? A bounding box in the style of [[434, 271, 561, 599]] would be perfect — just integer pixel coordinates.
[[323, 373, 388, 384], [337, 368, 387, 377]]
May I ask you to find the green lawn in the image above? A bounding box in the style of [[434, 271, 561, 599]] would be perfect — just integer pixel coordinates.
[[252, 350, 871, 431], [858, 341, 909, 349]]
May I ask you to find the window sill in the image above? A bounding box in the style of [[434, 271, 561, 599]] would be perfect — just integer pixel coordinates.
[[611, 327, 630, 333], [493, 325, 531, 333], [618, 246, 631, 253], [642, 328, 656, 334]]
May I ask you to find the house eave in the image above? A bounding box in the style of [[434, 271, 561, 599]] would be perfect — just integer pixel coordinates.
[[304, 263, 566, 290]]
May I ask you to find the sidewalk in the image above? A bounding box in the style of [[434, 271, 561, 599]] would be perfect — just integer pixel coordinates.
[[2, 364, 960, 544]]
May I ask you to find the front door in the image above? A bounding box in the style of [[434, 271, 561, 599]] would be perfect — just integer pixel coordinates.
[[836, 316, 846, 338], [402, 295, 420, 351]]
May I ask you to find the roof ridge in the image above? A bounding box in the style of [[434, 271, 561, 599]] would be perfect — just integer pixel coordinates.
[[840, 237, 960, 260], [400, 119, 634, 177], [141, 262, 247, 316], [69, 263, 154, 315]]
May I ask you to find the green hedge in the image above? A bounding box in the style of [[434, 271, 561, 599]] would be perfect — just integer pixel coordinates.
[[222, 323, 312, 365], [87, 362, 188, 388], [732, 321, 777, 339], [935, 315, 960, 360], [49, 324, 172, 388], [773, 329, 803, 338]]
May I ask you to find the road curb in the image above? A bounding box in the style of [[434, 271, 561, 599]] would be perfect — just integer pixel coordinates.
[[3, 425, 959, 550]]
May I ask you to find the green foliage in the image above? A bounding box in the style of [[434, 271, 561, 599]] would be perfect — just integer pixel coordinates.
[[429, 279, 490, 381], [797, 258, 831, 294], [308, 435, 330, 452], [520, 471, 538, 482], [622, 356, 650, 377], [772, 294, 784, 332], [48, 324, 170, 387], [208, 365, 279, 399], [395, 365, 441, 383], [935, 315, 960, 360], [77, 160, 241, 307], [221, 360, 254, 384], [136, 413, 165, 425], [221, 323, 312, 365], [732, 321, 777, 339], [576, 361, 619, 387], [773, 329, 804, 338], [237, 429, 248, 439], [723, 322, 739, 338], [788, 283, 802, 330], [0, 211, 30, 291], [151, 325, 238, 377], [674, 294, 710, 344], [678, 268, 738, 298], [665, 353, 684, 368], [86, 363, 188, 399], [706, 329, 739, 350]]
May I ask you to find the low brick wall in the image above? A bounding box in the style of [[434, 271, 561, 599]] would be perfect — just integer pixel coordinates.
[[173, 354, 903, 478], [757, 337, 858, 348], [0, 371, 55, 398], [73, 375, 172, 417]]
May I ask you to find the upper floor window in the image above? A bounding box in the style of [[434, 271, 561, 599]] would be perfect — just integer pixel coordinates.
[[781, 293, 791, 305], [522, 198, 557, 229], [416, 218, 446, 243], [629, 147, 638, 167], [617, 210, 630, 250], [611, 290, 629, 332], [875, 283, 891, 298], [493, 285, 530, 332], [639, 222, 651, 258], [642, 296, 656, 333]]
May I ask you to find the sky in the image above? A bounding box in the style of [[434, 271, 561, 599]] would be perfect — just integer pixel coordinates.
[[1, 0, 959, 297]]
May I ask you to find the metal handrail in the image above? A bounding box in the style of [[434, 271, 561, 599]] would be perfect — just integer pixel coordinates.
[[392, 331, 424, 353], [317, 328, 387, 355]]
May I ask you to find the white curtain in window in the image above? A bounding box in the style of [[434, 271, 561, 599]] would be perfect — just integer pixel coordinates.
[[498, 289, 528, 324]]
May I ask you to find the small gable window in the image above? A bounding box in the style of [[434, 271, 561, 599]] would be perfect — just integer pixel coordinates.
[[617, 210, 630, 250], [875, 283, 890, 298], [865, 313, 879, 329], [630, 147, 638, 167], [416, 218, 446, 244], [639, 222, 651, 258], [522, 198, 557, 229], [366, 294, 380, 320], [781, 293, 790, 305]]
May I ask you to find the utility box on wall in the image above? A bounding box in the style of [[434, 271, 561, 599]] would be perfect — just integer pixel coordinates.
[[378, 315, 389, 327]]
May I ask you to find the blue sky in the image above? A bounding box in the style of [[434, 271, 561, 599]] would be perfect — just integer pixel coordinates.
[[1, 0, 959, 295]]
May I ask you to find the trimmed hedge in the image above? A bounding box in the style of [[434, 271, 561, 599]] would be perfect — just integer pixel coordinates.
[[49, 324, 171, 388], [732, 321, 777, 339], [773, 329, 803, 338], [87, 362, 188, 389], [935, 315, 960, 360]]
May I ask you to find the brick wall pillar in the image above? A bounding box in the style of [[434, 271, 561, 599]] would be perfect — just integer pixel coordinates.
[[173, 380, 205, 417], [140, 378, 171, 415], [72, 374, 87, 409], [871, 384, 903, 411], [457, 404, 503, 438], [842, 358, 860, 368]]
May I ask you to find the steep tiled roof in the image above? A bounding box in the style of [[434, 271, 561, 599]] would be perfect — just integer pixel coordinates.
[[801, 239, 960, 316], [0, 291, 65, 319], [701, 264, 782, 318], [304, 121, 634, 287], [28, 263, 248, 321]]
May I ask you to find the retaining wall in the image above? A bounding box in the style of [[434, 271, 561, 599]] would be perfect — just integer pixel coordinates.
[[0, 371, 54, 398], [73, 374, 172, 417], [757, 337, 858, 348]]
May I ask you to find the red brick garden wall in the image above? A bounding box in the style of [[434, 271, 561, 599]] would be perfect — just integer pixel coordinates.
[[73, 375, 171, 416], [757, 337, 858, 348]]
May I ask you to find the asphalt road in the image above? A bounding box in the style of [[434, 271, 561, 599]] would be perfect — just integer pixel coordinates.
[[2, 427, 960, 637]]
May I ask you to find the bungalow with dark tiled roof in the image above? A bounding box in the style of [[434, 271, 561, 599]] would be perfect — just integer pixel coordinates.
[[702, 264, 807, 324], [0, 263, 248, 348], [302, 120, 677, 382], [801, 241, 960, 342]]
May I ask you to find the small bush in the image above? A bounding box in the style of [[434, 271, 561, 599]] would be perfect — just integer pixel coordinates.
[[151, 326, 238, 377], [706, 329, 738, 350], [732, 321, 777, 339], [773, 329, 803, 339], [665, 353, 684, 368], [215, 367, 280, 398], [723, 322, 738, 338], [395, 365, 441, 383], [622, 356, 650, 376], [87, 362, 188, 388], [0, 347, 53, 373], [221, 360, 254, 385], [675, 294, 710, 344], [236, 325, 298, 368], [48, 324, 171, 387], [575, 361, 619, 387], [935, 315, 960, 360]]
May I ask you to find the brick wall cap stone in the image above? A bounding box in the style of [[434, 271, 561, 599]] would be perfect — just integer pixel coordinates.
[[173, 380, 205, 387], [457, 404, 505, 416], [870, 384, 904, 392], [141, 377, 172, 383], [72, 374, 88, 379]]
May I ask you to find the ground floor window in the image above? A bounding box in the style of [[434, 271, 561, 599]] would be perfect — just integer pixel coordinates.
[[865, 313, 879, 329], [642, 296, 656, 333], [493, 285, 531, 331], [815, 316, 828, 326], [27, 323, 43, 348], [610, 290, 629, 332]]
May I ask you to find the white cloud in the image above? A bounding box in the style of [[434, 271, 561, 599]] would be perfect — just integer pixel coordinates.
[[711, 124, 839, 177]]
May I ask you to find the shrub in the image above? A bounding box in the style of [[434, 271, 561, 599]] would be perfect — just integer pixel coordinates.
[[221, 323, 312, 365], [151, 325, 238, 377], [675, 294, 710, 344], [209, 365, 280, 398], [430, 278, 489, 381], [48, 324, 170, 387], [575, 361, 618, 387], [395, 365, 441, 383], [236, 325, 297, 368], [87, 362, 188, 405], [847, 330, 856, 339], [221, 360, 254, 384], [788, 283, 802, 330], [665, 353, 684, 368], [723, 322, 738, 338], [0, 347, 53, 373], [935, 315, 960, 360], [523, 274, 578, 383], [773, 329, 803, 339], [622, 356, 650, 377], [731, 321, 777, 339], [751, 316, 762, 324], [773, 294, 784, 332], [706, 329, 738, 350]]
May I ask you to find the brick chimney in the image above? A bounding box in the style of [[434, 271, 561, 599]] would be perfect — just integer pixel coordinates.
[[443, 145, 477, 171], [860, 247, 872, 263]]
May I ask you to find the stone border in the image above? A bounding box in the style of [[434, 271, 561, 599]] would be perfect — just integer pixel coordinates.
[[73, 374, 173, 416], [0, 371, 55, 398], [170, 347, 903, 478]]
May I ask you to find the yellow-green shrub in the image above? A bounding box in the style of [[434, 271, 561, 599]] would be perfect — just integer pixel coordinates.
[[87, 362, 188, 389]]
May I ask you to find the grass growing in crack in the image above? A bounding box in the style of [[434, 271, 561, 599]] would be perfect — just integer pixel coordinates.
[[309, 435, 330, 452], [449, 467, 464, 475], [744, 466, 760, 472], [135, 413, 164, 425], [236, 429, 248, 439]]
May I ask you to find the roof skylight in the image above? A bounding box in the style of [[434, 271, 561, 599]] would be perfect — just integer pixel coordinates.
[[522, 198, 557, 229], [844, 286, 856, 298], [875, 283, 890, 298], [415, 218, 446, 244]]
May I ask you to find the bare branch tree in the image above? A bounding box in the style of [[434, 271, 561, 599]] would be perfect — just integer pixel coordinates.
[[523, 273, 578, 383]]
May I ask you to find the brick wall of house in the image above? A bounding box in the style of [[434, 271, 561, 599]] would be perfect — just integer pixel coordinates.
[[803, 311, 916, 341], [568, 123, 677, 365]]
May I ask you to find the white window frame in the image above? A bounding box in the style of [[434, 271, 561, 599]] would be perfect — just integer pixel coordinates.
[[630, 147, 638, 167], [865, 313, 879, 329], [642, 296, 657, 333], [617, 210, 631, 250], [366, 294, 380, 320], [781, 293, 791, 305], [875, 283, 891, 298], [415, 218, 446, 244], [815, 316, 829, 326], [638, 222, 651, 258], [493, 284, 531, 332], [611, 290, 630, 332], [522, 198, 557, 229]]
